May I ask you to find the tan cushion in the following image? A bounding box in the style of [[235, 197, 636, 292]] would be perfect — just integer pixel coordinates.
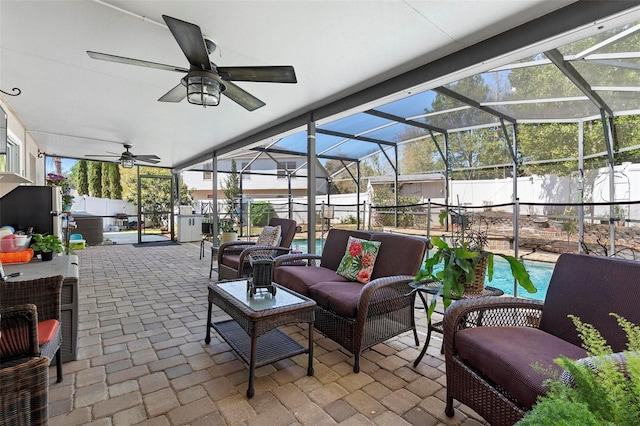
[[253, 225, 281, 255]]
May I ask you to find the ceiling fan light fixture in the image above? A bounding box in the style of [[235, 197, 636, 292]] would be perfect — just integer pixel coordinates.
[[184, 71, 222, 107], [121, 158, 135, 169]]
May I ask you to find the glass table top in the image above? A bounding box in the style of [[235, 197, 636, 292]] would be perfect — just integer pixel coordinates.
[[216, 280, 307, 312]]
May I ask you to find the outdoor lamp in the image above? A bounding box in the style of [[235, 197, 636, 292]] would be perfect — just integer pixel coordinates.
[[183, 71, 222, 107], [121, 158, 135, 169]]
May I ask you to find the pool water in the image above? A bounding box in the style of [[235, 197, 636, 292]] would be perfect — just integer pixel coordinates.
[[290, 239, 553, 301], [485, 257, 552, 301]]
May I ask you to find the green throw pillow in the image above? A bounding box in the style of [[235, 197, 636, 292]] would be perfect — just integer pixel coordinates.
[[336, 237, 381, 284]]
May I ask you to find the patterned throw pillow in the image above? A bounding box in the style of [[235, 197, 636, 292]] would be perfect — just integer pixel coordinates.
[[336, 237, 381, 284], [253, 225, 281, 256]]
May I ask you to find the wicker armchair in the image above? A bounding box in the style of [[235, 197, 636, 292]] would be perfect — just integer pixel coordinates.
[[443, 253, 640, 426], [0, 275, 64, 383], [0, 304, 50, 426], [0, 356, 50, 426], [213, 218, 297, 280]]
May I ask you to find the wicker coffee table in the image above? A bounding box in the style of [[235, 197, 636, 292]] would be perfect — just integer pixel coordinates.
[[205, 279, 316, 398]]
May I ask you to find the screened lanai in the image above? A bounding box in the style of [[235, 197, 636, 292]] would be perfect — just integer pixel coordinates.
[[194, 16, 640, 264]]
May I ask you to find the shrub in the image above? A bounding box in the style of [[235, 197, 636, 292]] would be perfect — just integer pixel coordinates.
[[250, 201, 277, 227]]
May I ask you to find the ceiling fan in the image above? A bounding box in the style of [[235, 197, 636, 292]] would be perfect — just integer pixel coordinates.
[[87, 15, 297, 111], [85, 144, 161, 168]]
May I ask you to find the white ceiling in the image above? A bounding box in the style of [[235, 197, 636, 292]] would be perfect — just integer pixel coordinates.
[[1, 0, 624, 170]]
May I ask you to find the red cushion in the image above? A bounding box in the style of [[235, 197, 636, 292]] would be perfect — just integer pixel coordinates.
[[38, 319, 60, 345]]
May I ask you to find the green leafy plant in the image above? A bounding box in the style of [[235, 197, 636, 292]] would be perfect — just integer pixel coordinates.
[[415, 209, 536, 320], [517, 314, 640, 425], [249, 201, 276, 227], [30, 233, 64, 254], [219, 220, 236, 233]]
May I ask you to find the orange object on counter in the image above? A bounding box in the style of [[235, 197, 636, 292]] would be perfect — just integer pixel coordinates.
[[0, 248, 34, 264]]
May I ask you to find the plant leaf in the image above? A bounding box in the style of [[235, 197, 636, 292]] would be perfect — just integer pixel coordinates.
[[494, 253, 537, 294]]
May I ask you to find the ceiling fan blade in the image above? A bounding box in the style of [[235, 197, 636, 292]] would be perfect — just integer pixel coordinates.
[[87, 51, 188, 73], [221, 81, 266, 111], [162, 15, 211, 71], [135, 154, 161, 161], [85, 154, 120, 158], [136, 158, 161, 164], [217, 66, 297, 83], [158, 83, 187, 103]]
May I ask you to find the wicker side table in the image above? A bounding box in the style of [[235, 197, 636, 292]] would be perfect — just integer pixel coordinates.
[[410, 280, 503, 366], [205, 279, 316, 398]]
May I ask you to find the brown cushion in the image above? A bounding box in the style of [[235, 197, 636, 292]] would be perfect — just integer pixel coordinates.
[[308, 281, 364, 318], [540, 253, 640, 352], [274, 266, 349, 296], [455, 326, 586, 409], [268, 218, 297, 248], [221, 254, 241, 269], [320, 229, 373, 271], [369, 232, 426, 278]]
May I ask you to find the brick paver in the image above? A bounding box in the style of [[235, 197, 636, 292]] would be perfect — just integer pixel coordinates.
[[45, 243, 487, 425]]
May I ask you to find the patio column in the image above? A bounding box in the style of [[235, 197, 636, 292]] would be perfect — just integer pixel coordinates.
[[307, 114, 317, 254], [601, 110, 615, 255], [578, 120, 585, 253], [212, 153, 219, 245]]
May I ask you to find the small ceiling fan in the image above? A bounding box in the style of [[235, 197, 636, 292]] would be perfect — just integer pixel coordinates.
[[85, 144, 161, 168], [87, 15, 297, 111]]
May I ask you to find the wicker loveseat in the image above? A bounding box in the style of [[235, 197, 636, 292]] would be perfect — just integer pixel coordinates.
[[443, 253, 640, 426], [273, 228, 428, 372]]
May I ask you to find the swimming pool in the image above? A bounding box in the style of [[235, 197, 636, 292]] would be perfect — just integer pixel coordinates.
[[291, 239, 553, 301]]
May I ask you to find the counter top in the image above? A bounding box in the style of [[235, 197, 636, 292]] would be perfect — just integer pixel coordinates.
[[5, 254, 78, 282]]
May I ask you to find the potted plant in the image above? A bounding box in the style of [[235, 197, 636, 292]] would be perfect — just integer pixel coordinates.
[[47, 172, 74, 210], [219, 220, 238, 243], [31, 233, 64, 261], [415, 208, 537, 319]]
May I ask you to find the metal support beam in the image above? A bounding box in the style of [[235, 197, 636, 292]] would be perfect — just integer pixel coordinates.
[[212, 153, 219, 244], [307, 116, 317, 255], [316, 128, 396, 147], [578, 120, 585, 253], [601, 111, 616, 255], [365, 109, 447, 134], [545, 48, 614, 116], [433, 86, 517, 123], [394, 145, 399, 228], [500, 119, 518, 163], [252, 146, 358, 163]]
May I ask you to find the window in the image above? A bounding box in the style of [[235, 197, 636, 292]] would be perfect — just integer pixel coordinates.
[[5, 136, 20, 174], [277, 161, 296, 179]]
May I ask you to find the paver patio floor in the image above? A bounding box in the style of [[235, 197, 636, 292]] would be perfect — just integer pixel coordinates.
[[48, 242, 487, 425]]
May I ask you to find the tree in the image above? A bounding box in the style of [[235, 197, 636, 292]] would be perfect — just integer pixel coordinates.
[[222, 159, 241, 222], [88, 161, 102, 198], [101, 162, 112, 199], [77, 160, 89, 195], [109, 164, 122, 199]]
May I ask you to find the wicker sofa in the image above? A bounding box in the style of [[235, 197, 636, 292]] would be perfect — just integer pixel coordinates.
[[273, 228, 428, 372], [443, 253, 640, 426]]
